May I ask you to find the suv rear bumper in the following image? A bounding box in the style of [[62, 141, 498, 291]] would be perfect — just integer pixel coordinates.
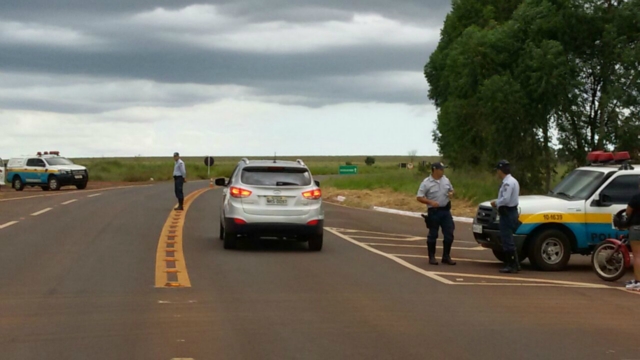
[[473, 227, 526, 252], [224, 218, 324, 237]]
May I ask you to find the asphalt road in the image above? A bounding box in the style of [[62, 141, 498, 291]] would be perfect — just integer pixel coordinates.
[[1, 182, 639, 360]]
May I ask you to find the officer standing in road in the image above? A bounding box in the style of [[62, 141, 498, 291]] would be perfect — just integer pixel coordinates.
[[173, 152, 187, 211], [416, 162, 456, 266], [491, 160, 521, 274]]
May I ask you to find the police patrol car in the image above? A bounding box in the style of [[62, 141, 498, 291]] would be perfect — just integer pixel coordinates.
[[0, 156, 6, 188], [7, 152, 89, 191], [473, 151, 636, 271]]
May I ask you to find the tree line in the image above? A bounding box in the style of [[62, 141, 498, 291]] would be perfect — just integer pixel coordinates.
[[425, 0, 640, 192]]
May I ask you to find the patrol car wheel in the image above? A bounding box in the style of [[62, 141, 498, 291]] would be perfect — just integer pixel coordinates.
[[48, 176, 60, 191], [529, 229, 571, 271], [76, 182, 87, 190], [12, 177, 24, 191]]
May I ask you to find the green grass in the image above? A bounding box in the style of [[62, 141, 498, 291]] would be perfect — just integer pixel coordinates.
[[71, 155, 567, 205]]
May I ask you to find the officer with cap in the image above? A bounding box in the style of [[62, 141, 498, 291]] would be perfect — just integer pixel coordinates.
[[491, 160, 521, 273], [416, 162, 456, 265], [173, 152, 187, 211]]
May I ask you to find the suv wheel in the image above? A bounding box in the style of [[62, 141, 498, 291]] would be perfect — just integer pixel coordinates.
[[13, 176, 24, 191], [48, 176, 60, 191], [308, 233, 323, 251], [219, 223, 225, 240], [528, 229, 571, 271], [223, 230, 237, 249], [76, 182, 87, 190]]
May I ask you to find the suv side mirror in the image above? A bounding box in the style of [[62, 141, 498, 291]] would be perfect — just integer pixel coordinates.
[[314, 180, 320, 187], [214, 178, 228, 187]]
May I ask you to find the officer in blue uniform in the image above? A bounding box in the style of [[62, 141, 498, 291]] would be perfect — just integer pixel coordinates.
[[416, 162, 456, 265], [173, 152, 187, 211], [491, 160, 521, 273]]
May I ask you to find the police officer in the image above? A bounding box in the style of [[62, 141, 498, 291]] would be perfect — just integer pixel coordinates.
[[173, 152, 187, 211], [416, 162, 456, 265], [490, 160, 521, 274]]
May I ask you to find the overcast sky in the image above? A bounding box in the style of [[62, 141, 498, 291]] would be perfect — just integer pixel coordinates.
[[0, 0, 450, 157]]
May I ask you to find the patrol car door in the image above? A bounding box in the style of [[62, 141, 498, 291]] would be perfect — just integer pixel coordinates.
[[587, 174, 637, 244], [25, 158, 45, 183]]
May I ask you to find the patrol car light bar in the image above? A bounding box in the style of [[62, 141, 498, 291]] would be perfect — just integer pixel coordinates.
[[587, 151, 630, 164], [36, 151, 60, 156]]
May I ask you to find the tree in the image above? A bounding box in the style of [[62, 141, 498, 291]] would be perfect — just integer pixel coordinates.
[[365, 157, 376, 166], [408, 150, 418, 164]]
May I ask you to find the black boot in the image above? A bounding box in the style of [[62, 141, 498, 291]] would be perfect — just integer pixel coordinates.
[[441, 242, 456, 265], [499, 252, 518, 274], [174, 199, 184, 211], [514, 251, 521, 271], [428, 242, 438, 265]]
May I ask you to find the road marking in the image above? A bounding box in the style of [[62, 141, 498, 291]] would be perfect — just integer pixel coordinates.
[[348, 235, 477, 244], [155, 187, 211, 288], [328, 227, 627, 291], [31, 208, 52, 216], [88, 193, 102, 198], [326, 228, 455, 285], [391, 254, 501, 264], [0, 184, 153, 202], [360, 242, 486, 251], [0, 221, 18, 229], [61, 199, 78, 205]]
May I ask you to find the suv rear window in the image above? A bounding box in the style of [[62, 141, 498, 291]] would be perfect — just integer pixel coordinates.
[[241, 166, 312, 186]]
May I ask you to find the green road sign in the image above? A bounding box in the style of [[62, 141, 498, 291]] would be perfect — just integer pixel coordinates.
[[339, 165, 358, 175]]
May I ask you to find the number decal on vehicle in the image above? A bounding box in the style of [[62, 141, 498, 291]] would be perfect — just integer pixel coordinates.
[[543, 214, 563, 221]]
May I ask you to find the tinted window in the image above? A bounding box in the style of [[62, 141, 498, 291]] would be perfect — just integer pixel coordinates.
[[45, 157, 74, 166], [601, 175, 640, 204], [551, 170, 605, 200], [26, 159, 46, 167], [241, 167, 311, 186]]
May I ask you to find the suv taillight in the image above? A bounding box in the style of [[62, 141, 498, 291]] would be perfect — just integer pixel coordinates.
[[302, 188, 322, 200], [230, 186, 252, 198]]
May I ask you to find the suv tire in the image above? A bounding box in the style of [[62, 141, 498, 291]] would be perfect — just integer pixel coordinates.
[[492, 249, 528, 264], [219, 223, 225, 240], [76, 182, 88, 190], [13, 176, 24, 191], [308, 233, 323, 251], [528, 229, 571, 271], [48, 176, 60, 191], [223, 230, 237, 249]]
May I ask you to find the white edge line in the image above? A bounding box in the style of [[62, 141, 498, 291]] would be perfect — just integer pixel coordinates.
[[427, 271, 612, 288], [31, 208, 52, 216], [61, 199, 78, 205], [0, 184, 153, 202], [0, 221, 18, 229], [372, 206, 474, 223], [326, 227, 455, 285], [391, 254, 501, 264], [360, 242, 486, 250]]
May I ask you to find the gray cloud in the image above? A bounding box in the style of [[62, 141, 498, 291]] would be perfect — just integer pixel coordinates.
[[0, 1, 447, 114]]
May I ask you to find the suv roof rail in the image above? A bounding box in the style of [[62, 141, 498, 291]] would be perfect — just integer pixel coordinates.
[[296, 159, 305, 166], [241, 158, 250, 164]]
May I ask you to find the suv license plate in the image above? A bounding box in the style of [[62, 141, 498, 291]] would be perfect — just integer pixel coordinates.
[[266, 196, 287, 205], [472, 224, 482, 234], [74, 175, 83, 179]]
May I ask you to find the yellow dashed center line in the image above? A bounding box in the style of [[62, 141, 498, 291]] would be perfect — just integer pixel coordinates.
[[155, 187, 211, 288]]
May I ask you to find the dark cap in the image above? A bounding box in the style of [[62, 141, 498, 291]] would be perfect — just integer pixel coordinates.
[[495, 160, 510, 170], [431, 162, 448, 170], [173, 152, 180, 157]]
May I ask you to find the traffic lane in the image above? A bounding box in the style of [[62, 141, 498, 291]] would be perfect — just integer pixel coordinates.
[[0, 182, 210, 360], [325, 205, 635, 287], [335, 227, 634, 287], [173, 191, 639, 359]]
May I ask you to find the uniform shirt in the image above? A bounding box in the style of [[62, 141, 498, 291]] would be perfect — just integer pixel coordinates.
[[173, 159, 187, 178], [417, 175, 454, 209], [496, 174, 520, 207]]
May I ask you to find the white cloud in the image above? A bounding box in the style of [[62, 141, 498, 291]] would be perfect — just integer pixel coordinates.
[[0, 99, 438, 157], [0, 21, 102, 48], [129, 5, 440, 54]]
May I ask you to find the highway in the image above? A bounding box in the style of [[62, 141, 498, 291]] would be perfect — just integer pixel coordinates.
[[1, 182, 639, 360]]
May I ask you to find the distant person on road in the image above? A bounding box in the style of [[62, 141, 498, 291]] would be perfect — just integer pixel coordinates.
[[416, 162, 456, 266], [173, 152, 187, 211], [624, 182, 640, 291], [491, 160, 521, 274]]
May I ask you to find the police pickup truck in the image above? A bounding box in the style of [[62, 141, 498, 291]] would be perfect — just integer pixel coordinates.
[[7, 152, 89, 191], [473, 151, 635, 271]]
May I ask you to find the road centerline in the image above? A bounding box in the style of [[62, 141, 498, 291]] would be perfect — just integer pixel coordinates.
[[61, 199, 78, 205], [31, 208, 52, 216], [154, 187, 211, 288], [0, 221, 19, 229]]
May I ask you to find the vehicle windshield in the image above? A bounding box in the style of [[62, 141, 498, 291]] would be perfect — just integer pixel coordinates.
[[45, 157, 75, 166], [550, 169, 605, 200], [241, 166, 312, 186]]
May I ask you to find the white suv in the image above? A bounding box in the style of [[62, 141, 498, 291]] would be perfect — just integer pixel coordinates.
[[215, 158, 324, 251]]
